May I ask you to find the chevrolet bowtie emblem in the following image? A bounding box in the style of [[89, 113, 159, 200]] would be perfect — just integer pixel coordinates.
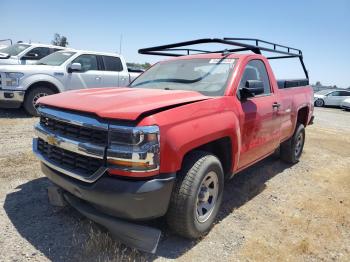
[[47, 135, 60, 146]]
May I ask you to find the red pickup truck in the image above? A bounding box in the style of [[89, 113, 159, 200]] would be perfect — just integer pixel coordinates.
[[33, 38, 314, 253]]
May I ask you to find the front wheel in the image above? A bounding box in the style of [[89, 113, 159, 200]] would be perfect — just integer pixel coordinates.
[[314, 99, 325, 107], [23, 87, 54, 116], [166, 151, 224, 239]]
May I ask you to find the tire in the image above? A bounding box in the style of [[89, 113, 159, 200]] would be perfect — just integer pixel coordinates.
[[166, 151, 224, 239], [314, 98, 324, 107], [23, 87, 54, 116], [280, 123, 305, 164]]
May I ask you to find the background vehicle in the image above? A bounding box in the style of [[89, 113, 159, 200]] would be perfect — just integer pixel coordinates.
[[314, 89, 350, 107], [340, 98, 350, 110], [0, 49, 140, 115], [0, 39, 12, 50], [33, 38, 313, 253], [0, 42, 65, 65]]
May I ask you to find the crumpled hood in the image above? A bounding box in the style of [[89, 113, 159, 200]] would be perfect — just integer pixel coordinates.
[[38, 87, 212, 120]]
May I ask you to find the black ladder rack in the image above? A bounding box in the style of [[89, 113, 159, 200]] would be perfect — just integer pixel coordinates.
[[138, 37, 309, 79]]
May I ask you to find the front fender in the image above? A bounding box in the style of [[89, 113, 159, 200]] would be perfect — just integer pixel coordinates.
[[139, 97, 241, 174], [21, 74, 65, 92]]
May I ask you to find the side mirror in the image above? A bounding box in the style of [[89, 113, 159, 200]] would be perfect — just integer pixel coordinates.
[[22, 52, 39, 60], [68, 63, 82, 73], [240, 80, 265, 99]]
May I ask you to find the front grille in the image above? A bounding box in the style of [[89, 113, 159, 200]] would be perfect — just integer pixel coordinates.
[[40, 116, 108, 145], [37, 138, 104, 177]]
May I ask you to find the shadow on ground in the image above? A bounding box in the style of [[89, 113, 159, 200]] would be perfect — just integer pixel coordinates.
[[0, 108, 32, 118], [4, 156, 292, 261]]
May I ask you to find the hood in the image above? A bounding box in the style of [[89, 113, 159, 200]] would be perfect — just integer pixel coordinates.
[[38, 87, 212, 120], [314, 94, 325, 98], [0, 64, 60, 72]]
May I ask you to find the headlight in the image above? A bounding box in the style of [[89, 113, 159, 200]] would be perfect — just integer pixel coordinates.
[[5, 72, 24, 87], [107, 125, 160, 177]]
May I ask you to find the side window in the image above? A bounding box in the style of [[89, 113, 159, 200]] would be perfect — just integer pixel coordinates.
[[72, 54, 98, 72], [329, 91, 340, 96], [239, 60, 271, 95], [102, 56, 123, 72], [25, 47, 50, 59], [339, 91, 350, 96]]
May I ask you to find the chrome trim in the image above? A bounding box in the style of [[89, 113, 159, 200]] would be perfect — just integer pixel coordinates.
[[34, 124, 105, 159], [38, 106, 108, 131], [33, 138, 107, 183]]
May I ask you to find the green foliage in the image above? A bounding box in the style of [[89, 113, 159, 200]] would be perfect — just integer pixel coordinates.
[[126, 62, 151, 70], [52, 33, 69, 47]]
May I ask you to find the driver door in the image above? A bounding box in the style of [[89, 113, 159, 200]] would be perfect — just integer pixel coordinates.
[[237, 59, 281, 169], [65, 54, 103, 90]]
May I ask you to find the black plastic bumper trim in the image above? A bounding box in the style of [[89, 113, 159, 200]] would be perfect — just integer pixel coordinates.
[[64, 193, 161, 253], [41, 163, 175, 220]]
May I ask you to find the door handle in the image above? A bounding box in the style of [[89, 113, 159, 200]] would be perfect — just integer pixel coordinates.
[[272, 102, 281, 109], [95, 76, 102, 80]]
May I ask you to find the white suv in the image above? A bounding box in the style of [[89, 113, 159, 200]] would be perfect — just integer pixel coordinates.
[[0, 49, 141, 115], [0, 42, 65, 65]]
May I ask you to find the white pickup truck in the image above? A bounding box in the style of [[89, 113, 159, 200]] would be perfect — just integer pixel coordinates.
[[0, 49, 141, 115], [0, 42, 65, 65]]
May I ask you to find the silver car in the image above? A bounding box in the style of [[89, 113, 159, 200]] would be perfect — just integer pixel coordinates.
[[340, 98, 350, 110], [314, 89, 350, 107]]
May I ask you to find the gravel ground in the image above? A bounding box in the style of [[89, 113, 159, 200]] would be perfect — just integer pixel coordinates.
[[0, 107, 349, 262]]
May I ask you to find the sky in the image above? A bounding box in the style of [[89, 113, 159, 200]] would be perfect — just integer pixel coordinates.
[[1, 0, 349, 88]]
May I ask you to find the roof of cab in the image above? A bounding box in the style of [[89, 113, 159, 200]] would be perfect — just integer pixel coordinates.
[[56, 48, 122, 57]]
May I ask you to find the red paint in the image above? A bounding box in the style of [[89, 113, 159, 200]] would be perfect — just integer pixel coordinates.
[[38, 53, 314, 177]]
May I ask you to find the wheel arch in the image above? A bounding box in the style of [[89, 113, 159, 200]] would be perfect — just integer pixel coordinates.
[[296, 106, 309, 127], [25, 81, 60, 95], [180, 136, 235, 179]]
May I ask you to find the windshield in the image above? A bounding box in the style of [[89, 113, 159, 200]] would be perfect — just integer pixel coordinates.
[[0, 43, 30, 56], [36, 51, 76, 66], [130, 58, 236, 96], [315, 90, 332, 95]]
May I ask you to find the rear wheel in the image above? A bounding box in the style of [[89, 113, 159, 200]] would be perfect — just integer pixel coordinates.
[[166, 151, 224, 239], [24, 87, 54, 116], [280, 123, 305, 164], [314, 99, 324, 107]]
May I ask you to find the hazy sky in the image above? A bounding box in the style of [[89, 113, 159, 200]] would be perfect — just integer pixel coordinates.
[[1, 0, 349, 88]]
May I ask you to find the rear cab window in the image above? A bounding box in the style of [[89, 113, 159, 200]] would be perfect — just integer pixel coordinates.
[[101, 56, 124, 72]]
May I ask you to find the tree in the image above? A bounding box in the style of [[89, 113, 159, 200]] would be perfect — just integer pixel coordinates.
[[315, 81, 322, 86], [126, 62, 151, 70], [51, 33, 68, 47]]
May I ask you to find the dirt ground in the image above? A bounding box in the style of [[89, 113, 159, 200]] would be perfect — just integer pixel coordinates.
[[0, 107, 349, 262]]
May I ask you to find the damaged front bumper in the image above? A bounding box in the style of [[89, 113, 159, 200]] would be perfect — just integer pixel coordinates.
[[39, 162, 175, 253]]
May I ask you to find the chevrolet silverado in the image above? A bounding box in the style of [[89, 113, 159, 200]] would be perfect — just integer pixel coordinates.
[[32, 38, 314, 253]]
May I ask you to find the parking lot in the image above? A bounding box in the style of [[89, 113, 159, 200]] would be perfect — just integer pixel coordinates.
[[0, 107, 349, 261]]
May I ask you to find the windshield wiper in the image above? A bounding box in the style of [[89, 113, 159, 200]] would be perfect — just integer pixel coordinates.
[[36, 62, 47, 65], [133, 78, 200, 87]]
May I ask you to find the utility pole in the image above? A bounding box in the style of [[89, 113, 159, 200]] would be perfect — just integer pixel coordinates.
[[119, 34, 123, 54]]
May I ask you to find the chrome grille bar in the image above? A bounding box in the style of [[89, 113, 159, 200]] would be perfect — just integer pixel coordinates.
[[34, 123, 105, 159]]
